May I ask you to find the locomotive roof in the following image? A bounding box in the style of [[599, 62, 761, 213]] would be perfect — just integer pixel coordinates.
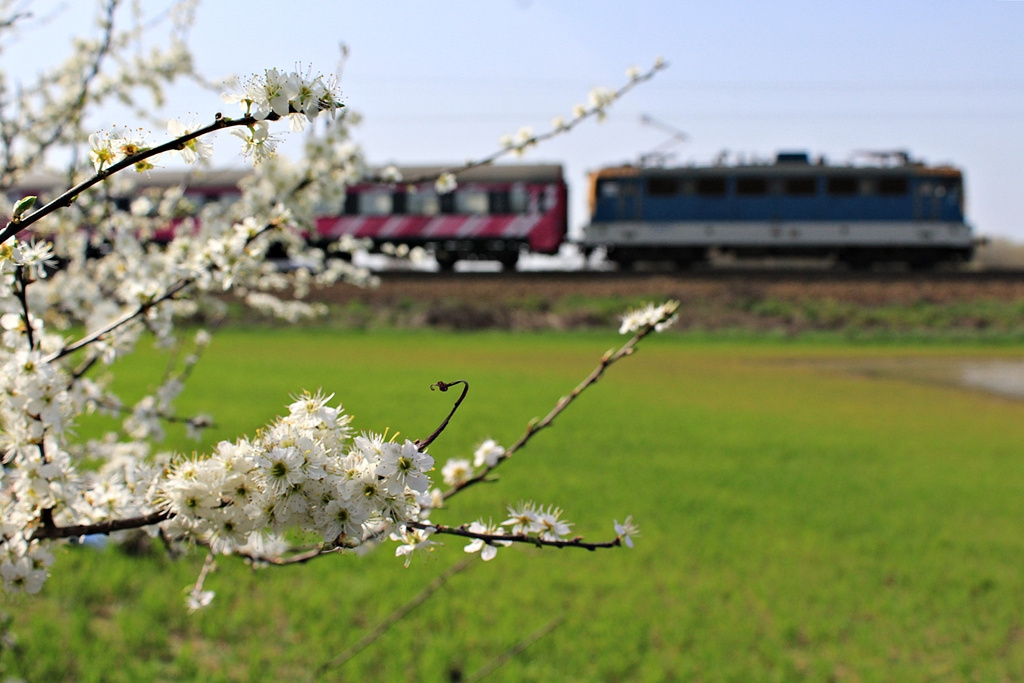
[[371, 163, 564, 184], [593, 155, 962, 180], [6, 163, 564, 194]]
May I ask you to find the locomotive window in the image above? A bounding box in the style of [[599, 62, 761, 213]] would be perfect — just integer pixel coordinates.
[[343, 192, 359, 215], [696, 177, 727, 196], [826, 176, 859, 196], [735, 177, 768, 196], [784, 177, 818, 196], [439, 192, 456, 214], [599, 180, 620, 197], [391, 191, 407, 215], [407, 191, 440, 215], [361, 192, 392, 215], [509, 184, 529, 213], [488, 190, 512, 214], [646, 177, 679, 196], [536, 189, 549, 213], [456, 190, 489, 215], [877, 177, 908, 196]]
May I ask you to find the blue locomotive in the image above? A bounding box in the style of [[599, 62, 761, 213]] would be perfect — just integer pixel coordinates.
[[581, 151, 974, 269]]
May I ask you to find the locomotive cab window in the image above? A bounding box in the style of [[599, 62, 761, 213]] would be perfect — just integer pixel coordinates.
[[877, 177, 909, 196], [598, 180, 620, 197], [696, 177, 727, 197], [646, 177, 679, 196], [826, 176, 859, 196], [736, 177, 769, 196], [785, 177, 818, 196]]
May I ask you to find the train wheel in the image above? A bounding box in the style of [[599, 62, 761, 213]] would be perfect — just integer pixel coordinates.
[[435, 250, 457, 271], [497, 252, 519, 272], [673, 248, 706, 270], [841, 252, 874, 271]]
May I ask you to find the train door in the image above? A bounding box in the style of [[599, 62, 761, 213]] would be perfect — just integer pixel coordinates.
[[618, 180, 642, 220], [914, 179, 942, 221]]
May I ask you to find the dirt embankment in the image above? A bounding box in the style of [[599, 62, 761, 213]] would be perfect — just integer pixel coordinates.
[[305, 272, 1024, 334]]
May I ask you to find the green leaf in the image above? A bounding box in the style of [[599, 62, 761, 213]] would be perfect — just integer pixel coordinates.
[[11, 195, 36, 222]]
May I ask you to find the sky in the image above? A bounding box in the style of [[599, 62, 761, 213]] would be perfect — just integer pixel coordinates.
[[5, 0, 1024, 241]]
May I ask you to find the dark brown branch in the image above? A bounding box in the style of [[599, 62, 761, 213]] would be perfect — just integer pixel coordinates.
[[12, 266, 34, 349], [31, 509, 172, 540], [220, 543, 337, 567], [0, 111, 267, 243], [408, 521, 621, 552], [416, 380, 469, 450], [363, 61, 667, 188]]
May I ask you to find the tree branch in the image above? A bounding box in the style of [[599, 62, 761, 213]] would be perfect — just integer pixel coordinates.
[[417, 380, 469, 450], [443, 323, 661, 501], [408, 521, 621, 552], [315, 558, 473, 676], [31, 509, 172, 541]]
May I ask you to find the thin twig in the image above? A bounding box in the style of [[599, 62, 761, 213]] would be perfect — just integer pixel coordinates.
[[465, 615, 565, 683], [0, 110, 279, 242], [417, 380, 469, 450], [315, 558, 473, 678], [364, 60, 667, 187], [444, 323, 660, 501], [12, 266, 34, 349], [48, 278, 193, 361], [408, 521, 621, 552]]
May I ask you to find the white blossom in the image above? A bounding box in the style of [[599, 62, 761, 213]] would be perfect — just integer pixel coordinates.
[[434, 172, 457, 195], [618, 300, 680, 335], [167, 119, 213, 164], [464, 519, 511, 561], [614, 516, 640, 549], [441, 458, 472, 486], [472, 439, 505, 469]]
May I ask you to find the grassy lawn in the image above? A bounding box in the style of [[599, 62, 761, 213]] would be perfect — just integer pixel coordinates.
[[3, 329, 1024, 681]]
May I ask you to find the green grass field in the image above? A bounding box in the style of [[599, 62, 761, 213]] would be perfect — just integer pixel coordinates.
[[3, 329, 1024, 681]]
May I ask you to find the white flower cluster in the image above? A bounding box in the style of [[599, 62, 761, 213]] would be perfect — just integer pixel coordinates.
[[496, 57, 666, 158], [618, 300, 681, 335], [0, 238, 56, 280], [222, 68, 343, 129], [87, 127, 154, 172], [155, 391, 434, 554], [167, 119, 214, 165], [0, 344, 82, 593], [462, 502, 574, 561], [434, 172, 457, 195], [221, 68, 343, 163]]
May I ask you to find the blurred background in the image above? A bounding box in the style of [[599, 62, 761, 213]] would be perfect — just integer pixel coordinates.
[[4, 0, 1022, 245]]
